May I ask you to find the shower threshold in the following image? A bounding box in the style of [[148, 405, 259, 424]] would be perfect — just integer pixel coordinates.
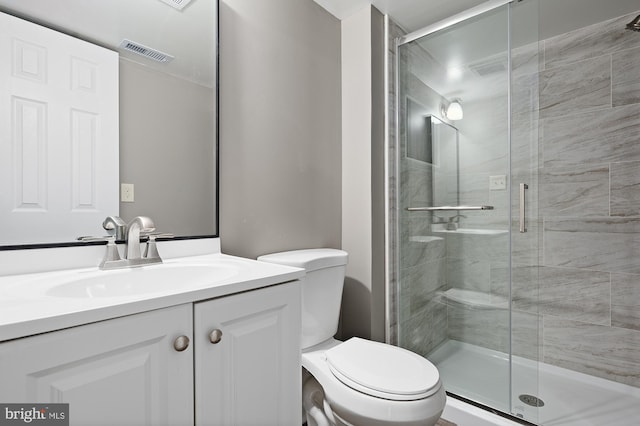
[[429, 340, 640, 426]]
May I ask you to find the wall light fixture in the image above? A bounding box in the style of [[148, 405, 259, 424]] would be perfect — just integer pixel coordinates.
[[445, 99, 463, 121]]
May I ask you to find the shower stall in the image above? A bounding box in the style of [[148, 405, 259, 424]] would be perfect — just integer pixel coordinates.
[[390, 0, 640, 424]]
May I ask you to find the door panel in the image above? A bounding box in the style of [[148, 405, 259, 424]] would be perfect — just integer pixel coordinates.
[[0, 11, 119, 244], [0, 305, 193, 426], [194, 282, 301, 426]]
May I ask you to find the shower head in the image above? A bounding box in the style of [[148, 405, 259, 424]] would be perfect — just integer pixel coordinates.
[[626, 14, 640, 32]]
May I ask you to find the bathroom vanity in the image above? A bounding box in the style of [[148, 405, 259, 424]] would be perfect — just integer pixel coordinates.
[[0, 240, 303, 426]]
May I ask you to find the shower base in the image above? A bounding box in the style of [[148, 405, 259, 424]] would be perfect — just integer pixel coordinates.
[[429, 340, 640, 426]]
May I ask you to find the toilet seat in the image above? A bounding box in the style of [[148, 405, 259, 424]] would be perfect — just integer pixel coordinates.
[[302, 338, 446, 426], [326, 338, 441, 401]]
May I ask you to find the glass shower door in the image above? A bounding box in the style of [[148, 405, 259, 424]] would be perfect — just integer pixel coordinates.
[[508, 0, 542, 422], [395, 1, 541, 421]]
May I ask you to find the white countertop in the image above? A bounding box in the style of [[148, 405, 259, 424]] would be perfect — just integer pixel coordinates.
[[0, 251, 305, 342]]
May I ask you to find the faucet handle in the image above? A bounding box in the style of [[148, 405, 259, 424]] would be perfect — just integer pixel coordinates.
[[144, 232, 174, 239], [101, 236, 122, 264], [77, 235, 115, 242], [143, 233, 173, 260], [448, 214, 467, 223], [102, 216, 127, 241], [77, 236, 122, 267]]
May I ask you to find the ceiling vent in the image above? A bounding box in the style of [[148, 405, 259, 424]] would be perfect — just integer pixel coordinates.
[[119, 39, 174, 63], [157, 0, 193, 11], [467, 54, 507, 77]]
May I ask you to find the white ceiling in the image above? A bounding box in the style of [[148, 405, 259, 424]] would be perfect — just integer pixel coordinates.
[[314, 0, 486, 33], [314, 0, 640, 39], [0, 0, 215, 88]]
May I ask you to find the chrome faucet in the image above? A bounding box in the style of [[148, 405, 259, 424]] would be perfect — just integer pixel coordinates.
[[432, 215, 447, 224], [446, 214, 466, 231], [125, 216, 156, 260], [78, 215, 172, 270]]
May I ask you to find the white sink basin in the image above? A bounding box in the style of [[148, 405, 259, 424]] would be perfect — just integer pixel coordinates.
[[46, 263, 239, 298]]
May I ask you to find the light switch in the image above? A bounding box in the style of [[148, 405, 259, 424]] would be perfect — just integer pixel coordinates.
[[121, 183, 134, 202], [489, 175, 507, 190]]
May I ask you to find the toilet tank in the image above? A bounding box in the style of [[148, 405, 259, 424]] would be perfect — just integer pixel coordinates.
[[257, 249, 348, 349]]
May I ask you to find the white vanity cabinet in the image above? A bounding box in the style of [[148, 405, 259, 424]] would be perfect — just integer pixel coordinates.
[[194, 280, 301, 426], [0, 304, 194, 425], [0, 280, 301, 426]]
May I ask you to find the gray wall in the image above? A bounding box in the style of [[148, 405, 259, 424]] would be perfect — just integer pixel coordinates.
[[219, 0, 342, 259], [369, 8, 386, 343], [119, 59, 215, 236], [339, 5, 386, 342]]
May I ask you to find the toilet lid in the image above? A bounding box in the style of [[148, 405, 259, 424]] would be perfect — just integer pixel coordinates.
[[325, 338, 441, 401]]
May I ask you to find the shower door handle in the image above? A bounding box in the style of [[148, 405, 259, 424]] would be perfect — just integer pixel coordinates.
[[519, 183, 528, 233]]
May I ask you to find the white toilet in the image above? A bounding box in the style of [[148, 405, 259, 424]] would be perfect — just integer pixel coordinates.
[[257, 248, 446, 426]]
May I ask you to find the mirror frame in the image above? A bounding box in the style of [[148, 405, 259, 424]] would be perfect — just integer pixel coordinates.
[[0, 1, 219, 251]]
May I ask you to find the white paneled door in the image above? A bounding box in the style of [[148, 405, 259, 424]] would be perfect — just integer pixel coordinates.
[[0, 11, 119, 244]]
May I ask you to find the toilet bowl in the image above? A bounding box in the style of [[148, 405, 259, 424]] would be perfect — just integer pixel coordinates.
[[302, 338, 446, 426], [257, 249, 446, 426]]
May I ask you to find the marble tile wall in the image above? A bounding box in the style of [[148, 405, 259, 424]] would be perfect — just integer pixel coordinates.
[[611, 272, 640, 331], [538, 55, 611, 119], [394, 26, 452, 356], [543, 317, 640, 387], [612, 46, 640, 106], [535, 11, 640, 387], [611, 161, 640, 216]]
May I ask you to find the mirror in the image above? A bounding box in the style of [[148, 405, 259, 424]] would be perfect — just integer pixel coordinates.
[[429, 115, 459, 208], [0, 0, 217, 247], [406, 99, 459, 207]]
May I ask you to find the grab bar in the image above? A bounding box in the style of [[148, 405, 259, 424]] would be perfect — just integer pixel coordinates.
[[407, 205, 494, 212]]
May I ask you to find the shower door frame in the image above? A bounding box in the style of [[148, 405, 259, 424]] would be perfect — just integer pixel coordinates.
[[389, 0, 537, 421]]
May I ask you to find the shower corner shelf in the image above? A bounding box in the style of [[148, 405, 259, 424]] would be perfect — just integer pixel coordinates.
[[438, 288, 508, 310], [409, 235, 444, 244]]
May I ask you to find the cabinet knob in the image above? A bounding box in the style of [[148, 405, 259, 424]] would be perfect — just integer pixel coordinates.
[[173, 335, 190, 352], [209, 329, 223, 344]]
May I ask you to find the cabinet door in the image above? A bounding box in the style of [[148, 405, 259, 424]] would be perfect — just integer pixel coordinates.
[[195, 281, 301, 426], [0, 304, 193, 426]]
